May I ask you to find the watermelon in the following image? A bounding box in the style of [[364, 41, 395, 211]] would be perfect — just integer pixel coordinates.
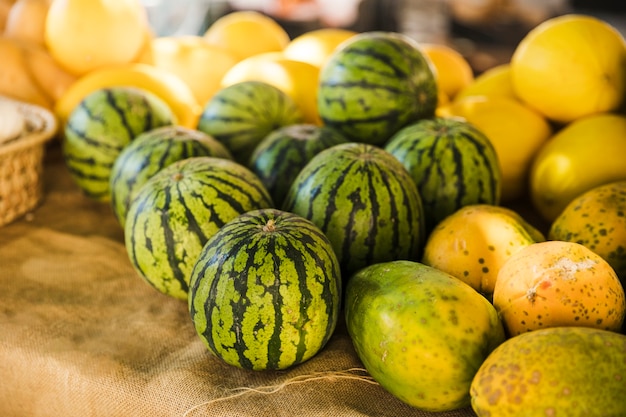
[[63, 86, 175, 201], [124, 156, 274, 300], [248, 123, 348, 206], [282, 142, 425, 278], [188, 208, 342, 371], [384, 117, 501, 233], [109, 125, 232, 227], [197, 80, 304, 165], [317, 31, 438, 146]]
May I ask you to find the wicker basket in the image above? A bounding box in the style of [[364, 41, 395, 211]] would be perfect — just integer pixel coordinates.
[[0, 97, 58, 227]]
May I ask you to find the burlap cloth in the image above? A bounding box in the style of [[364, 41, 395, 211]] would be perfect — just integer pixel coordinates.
[[0, 141, 478, 417]]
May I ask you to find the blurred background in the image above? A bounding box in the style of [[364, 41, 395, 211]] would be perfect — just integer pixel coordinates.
[[140, 0, 626, 74]]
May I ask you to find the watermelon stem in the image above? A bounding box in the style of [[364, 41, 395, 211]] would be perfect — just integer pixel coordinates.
[[263, 219, 276, 232]]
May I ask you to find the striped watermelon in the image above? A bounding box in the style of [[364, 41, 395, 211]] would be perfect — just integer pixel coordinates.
[[197, 81, 304, 165], [317, 31, 438, 146], [282, 142, 425, 278], [188, 208, 341, 371], [124, 156, 274, 300], [63, 86, 175, 201], [248, 123, 348, 206], [384, 117, 501, 233], [109, 125, 232, 227]]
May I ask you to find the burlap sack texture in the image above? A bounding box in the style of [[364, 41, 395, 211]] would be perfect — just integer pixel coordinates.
[[0, 144, 478, 417]]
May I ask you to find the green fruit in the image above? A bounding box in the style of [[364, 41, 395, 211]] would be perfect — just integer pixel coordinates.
[[471, 326, 626, 417], [125, 156, 273, 300], [345, 260, 506, 412], [63, 86, 175, 201], [109, 125, 232, 226], [283, 142, 425, 278], [188, 208, 342, 371], [197, 80, 304, 164], [317, 31, 438, 146], [248, 123, 348, 206], [384, 117, 501, 233]]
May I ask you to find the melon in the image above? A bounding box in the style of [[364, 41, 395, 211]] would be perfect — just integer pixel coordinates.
[[283, 142, 425, 278], [384, 117, 501, 233], [124, 156, 273, 300], [63, 86, 175, 201], [317, 31, 438, 146], [188, 208, 342, 371], [109, 125, 232, 226]]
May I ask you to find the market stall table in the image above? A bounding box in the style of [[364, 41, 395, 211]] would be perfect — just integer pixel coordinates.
[[0, 142, 478, 417]]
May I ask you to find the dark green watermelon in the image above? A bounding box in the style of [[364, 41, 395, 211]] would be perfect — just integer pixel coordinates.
[[124, 156, 274, 300], [109, 125, 232, 227], [384, 117, 501, 233], [282, 142, 425, 278], [188, 208, 342, 371], [248, 123, 348, 206], [317, 31, 438, 147], [197, 81, 304, 164], [63, 86, 175, 201]]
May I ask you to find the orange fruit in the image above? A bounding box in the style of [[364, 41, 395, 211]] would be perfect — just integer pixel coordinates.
[[445, 95, 552, 201], [511, 14, 626, 123], [221, 52, 321, 125], [493, 240, 626, 336], [44, 0, 148, 76], [203, 10, 290, 62], [283, 27, 357, 68], [422, 43, 474, 100], [142, 35, 238, 106], [4, 0, 50, 45]]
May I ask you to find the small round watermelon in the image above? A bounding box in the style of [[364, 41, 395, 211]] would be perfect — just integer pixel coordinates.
[[63, 86, 175, 201], [109, 125, 232, 227], [197, 80, 304, 165], [124, 156, 274, 300], [317, 31, 438, 146], [283, 142, 425, 278], [248, 123, 348, 206], [189, 208, 342, 371], [384, 117, 501, 233]]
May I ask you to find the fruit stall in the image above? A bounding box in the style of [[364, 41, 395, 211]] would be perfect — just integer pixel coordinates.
[[1, 1, 626, 416]]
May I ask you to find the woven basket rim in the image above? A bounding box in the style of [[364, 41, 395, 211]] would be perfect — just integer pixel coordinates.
[[0, 97, 59, 156]]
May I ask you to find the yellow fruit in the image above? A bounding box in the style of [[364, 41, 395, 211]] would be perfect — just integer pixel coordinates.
[[0, 36, 52, 108], [550, 180, 626, 283], [445, 95, 552, 201], [421, 43, 474, 100], [493, 240, 625, 336], [510, 14, 626, 123], [530, 113, 626, 222], [203, 10, 290, 62], [422, 204, 545, 298], [44, 0, 148, 76], [144, 35, 237, 107], [4, 0, 49, 45], [283, 27, 357, 68], [54, 63, 201, 128], [454, 63, 516, 102], [221, 53, 321, 125]]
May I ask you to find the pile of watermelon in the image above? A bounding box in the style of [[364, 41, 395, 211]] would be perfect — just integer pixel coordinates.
[[59, 29, 532, 411]]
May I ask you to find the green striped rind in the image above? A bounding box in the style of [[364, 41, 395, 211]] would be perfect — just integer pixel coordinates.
[[197, 81, 304, 164], [188, 208, 341, 371], [125, 157, 274, 300], [63, 86, 175, 201], [110, 125, 232, 227], [248, 124, 348, 206], [282, 142, 425, 278], [317, 31, 438, 146], [384, 117, 501, 233]]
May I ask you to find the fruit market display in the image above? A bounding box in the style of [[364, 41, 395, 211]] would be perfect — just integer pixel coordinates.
[[4, 1, 626, 415]]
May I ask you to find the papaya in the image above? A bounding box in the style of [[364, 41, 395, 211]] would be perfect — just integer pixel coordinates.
[[471, 326, 626, 417]]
